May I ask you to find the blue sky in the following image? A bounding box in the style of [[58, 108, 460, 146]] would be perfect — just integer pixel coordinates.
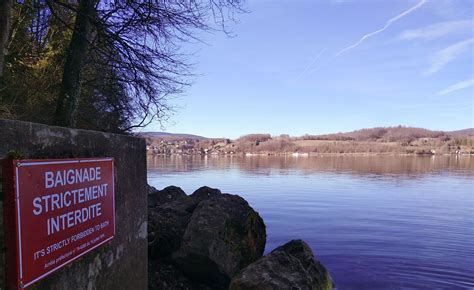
[[144, 0, 473, 138]]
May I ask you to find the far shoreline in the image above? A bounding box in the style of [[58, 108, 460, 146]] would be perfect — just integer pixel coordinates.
[[142, 127, 474, 157], [147, 152, 474, 157]]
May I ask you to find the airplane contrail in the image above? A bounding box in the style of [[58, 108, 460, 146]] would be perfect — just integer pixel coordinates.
[[295, 48, 326, 80], [336, 0, 427, 57]]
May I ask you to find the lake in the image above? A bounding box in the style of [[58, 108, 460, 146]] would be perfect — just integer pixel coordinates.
[[147, 155, 474, 289]]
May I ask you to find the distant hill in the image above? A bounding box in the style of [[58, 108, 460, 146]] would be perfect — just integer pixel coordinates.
[[302, 126, 474, 142], [139, 127, 474, 142], [139, 132, 208, 141], [447, 128, 474, 137], [143, 126, 474, 155]]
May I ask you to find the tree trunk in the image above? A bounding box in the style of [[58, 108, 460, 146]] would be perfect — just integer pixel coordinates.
[[0, 0, 13, 79], [54, 0, 96, 127]]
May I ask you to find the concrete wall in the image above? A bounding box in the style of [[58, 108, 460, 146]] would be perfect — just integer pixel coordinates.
[[0, 118, 147, 290]]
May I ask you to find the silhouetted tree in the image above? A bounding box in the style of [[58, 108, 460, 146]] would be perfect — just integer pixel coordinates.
[[53, 0, 97, 127], [0, 0, 13, 79], [0, 0, 244, 132], [51, 0, 244, 129]]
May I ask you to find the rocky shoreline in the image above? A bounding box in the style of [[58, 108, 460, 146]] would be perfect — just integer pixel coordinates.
[[147, 185, 333, 289]]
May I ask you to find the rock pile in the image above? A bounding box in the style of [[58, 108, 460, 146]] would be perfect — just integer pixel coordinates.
[[230, 240, 332, 290], [148, 185, 332, 290]]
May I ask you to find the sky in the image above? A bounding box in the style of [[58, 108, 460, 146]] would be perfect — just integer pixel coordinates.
[[143, 0, 474, 139]]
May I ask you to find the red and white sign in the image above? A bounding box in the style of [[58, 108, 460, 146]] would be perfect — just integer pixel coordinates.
[[3, 158, 115, 289]]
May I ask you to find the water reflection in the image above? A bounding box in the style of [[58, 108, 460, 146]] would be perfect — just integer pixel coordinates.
[[147, 154, 473, 177]]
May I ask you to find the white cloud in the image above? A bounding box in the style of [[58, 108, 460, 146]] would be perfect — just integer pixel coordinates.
[[336, 0, 427, 57], [425, 38, 474, 75], [398, 20, 473, 41], [437, 78, 474, 95]]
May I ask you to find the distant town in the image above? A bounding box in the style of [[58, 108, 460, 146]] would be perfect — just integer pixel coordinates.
[[141, 126, 474, 156]]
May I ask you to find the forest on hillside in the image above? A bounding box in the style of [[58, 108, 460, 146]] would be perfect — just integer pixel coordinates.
[[143, 126, 474, 155]]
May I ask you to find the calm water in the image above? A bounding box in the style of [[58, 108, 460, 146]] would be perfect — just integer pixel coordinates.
[[147, 155, 474, 289]]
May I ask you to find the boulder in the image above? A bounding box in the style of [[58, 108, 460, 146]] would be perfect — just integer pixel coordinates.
[[189, 186, 222, 200], [146, 183, 158, 195], [148, 185, 186, 207], [229, 240, 332, 290], [148, 186, 221, 259], [149, 260, 212, 290], [173, 194, 266, 289]]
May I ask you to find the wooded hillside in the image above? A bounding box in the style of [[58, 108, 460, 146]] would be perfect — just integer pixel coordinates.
[[143, 126, 474, 155]]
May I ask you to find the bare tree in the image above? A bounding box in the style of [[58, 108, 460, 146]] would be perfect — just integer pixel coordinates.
[[50, 0, 244, 129], [53, 0, 96, 127], [0, 0, 13, 79]]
